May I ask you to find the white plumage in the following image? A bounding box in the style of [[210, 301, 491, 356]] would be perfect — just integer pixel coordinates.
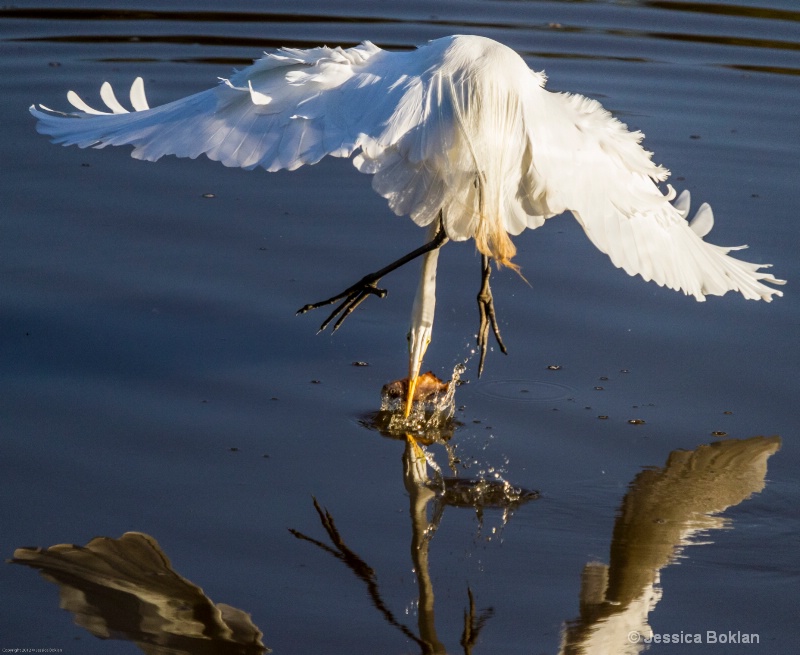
[[31, 35, 784, 414]]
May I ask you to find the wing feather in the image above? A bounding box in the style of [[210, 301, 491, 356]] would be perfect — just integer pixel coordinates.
[[30, 41, 408, 172], [30, 35, 784, 301], [523, 89, 784, 301]]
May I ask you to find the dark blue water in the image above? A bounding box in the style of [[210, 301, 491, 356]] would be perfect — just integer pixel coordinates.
[[2, 2, 798, 654]]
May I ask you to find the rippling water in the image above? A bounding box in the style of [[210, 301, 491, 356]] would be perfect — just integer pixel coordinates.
[[2, 2, 798, 653]]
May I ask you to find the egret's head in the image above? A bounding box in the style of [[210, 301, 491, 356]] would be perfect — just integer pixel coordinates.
[[405, 324, 432, 417]]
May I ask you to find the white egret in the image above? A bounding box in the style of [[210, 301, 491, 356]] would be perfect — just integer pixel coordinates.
[[31, 35, 785, 416]]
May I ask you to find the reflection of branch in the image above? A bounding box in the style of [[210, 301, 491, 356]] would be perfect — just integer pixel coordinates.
[[460, 587, 494, 655], [289, 497, 425, 649]]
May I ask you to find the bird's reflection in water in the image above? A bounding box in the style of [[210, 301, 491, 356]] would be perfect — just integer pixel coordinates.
[[291, 425, 539, 654], [367, 372, 541, 531], [8, 434, 779, 655], [10, 532, 268, 655], [560, 435, 781, 655]]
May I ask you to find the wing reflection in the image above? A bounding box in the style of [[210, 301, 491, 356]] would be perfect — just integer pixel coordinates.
[[11, 531, 268, 655], [560, 435, 781, 655], [9, 433, 779, 654]]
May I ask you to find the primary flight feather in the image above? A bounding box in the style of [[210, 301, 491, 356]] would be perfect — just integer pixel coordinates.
[[31, 35, 784, 416]]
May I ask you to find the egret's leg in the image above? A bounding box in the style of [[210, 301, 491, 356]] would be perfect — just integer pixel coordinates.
[[297, 215, 449, 334], [476, 255, 507, 376]]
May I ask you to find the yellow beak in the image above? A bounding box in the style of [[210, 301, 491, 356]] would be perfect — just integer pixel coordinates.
[[404, 375, 419, 417]]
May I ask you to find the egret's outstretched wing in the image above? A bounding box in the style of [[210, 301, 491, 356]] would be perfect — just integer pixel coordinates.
[[30, 41, 427, 172], [31, 35, 784, 300], [30, 36, 548, 266], [523, 89, 784, 301]]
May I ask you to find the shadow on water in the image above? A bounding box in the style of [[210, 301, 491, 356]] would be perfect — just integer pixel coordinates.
[[10, 434, 779, 655]]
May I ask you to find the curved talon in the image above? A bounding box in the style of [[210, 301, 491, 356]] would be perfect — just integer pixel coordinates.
[[327, 285, 387, 333], [296, 281, 387, 316], [476, 255, 507, 377], [298, 279, 388, 333]]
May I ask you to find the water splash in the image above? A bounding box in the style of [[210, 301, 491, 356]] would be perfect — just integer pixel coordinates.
[[378, 363, 466, 440], [366, 360, 539, 537]]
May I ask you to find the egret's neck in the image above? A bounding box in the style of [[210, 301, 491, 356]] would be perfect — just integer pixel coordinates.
[[407, 225, 442, 380], [411, 249, 440, 332]]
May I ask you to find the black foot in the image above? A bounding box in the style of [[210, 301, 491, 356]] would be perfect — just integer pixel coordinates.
[[297, 274, 388, 334], [297, 213, 449, 335], [476, 255, 507, 376]]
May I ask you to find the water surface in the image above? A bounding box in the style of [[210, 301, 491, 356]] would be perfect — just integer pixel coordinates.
[[2, 2, 798, 653]]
